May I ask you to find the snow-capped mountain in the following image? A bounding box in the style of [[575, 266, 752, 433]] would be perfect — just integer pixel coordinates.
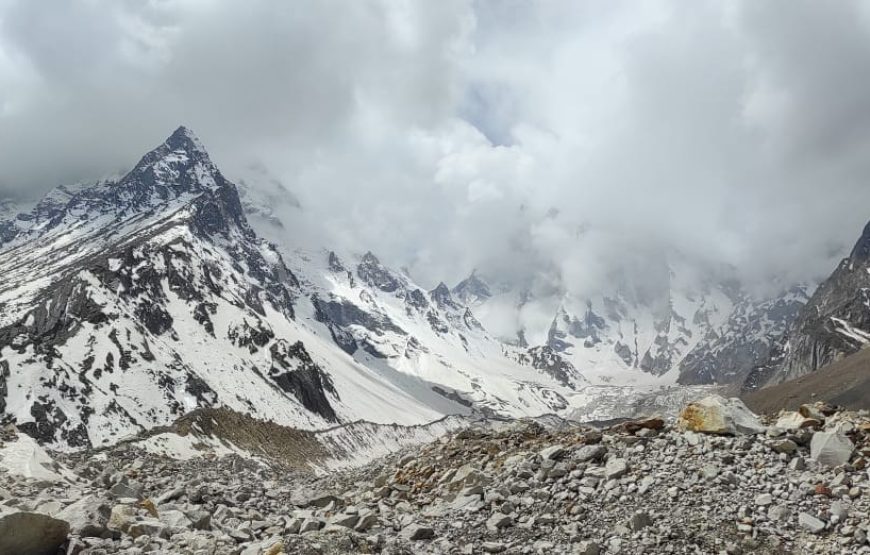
[[0, 128, 585, 449], [451, 263, 810, 387], [746, 220, 870, 389], [0, 126, 819, 451], [678, 285, 809, 385], [280, 247, 588, 416], [0, 128, 465, 449]]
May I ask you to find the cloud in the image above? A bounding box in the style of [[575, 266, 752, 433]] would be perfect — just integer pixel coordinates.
[[2, 0, 870, 299]]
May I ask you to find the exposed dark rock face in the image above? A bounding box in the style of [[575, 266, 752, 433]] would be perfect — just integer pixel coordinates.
[[451, 271, 492, 305], [405, 288, 429, 312], [519, 346, 584, 389], [313, 296, 404, 337], [269, 341, 339, 422], [357, 252, 403, 293], [679, 287, 808, 385], [614, 341, 634, 366], [547, 304, 607, 353], [429, 283, 458, 310], [746, 222, 870, 389], [0, 128, 330, 448]]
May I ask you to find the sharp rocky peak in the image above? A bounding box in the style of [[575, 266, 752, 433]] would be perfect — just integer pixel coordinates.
[[849, 220, 870, 261], [166, 125, 206, 153], [429, 282, 457, 308], [452, 270, 492, 305]]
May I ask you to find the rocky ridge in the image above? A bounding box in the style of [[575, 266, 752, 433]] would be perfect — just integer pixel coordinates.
[[449, 266, 810, 387], [4, 398, 870, 554], [746, 221, 870, 390]]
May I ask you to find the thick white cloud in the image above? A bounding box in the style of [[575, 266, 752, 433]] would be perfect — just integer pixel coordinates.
[[2, 0, 870, 296]]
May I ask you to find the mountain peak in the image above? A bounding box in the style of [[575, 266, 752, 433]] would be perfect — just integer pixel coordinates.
[[849, 220, 870, 261], [452, 270, 492, 305], [430, 282, 454, 306], [165, 125, 206, 154]]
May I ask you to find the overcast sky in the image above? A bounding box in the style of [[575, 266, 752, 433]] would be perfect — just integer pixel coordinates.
[[2, 0, 870, 296]]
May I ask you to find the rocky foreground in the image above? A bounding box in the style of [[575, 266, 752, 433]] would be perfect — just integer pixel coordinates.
[[3, 396, 870, 554]]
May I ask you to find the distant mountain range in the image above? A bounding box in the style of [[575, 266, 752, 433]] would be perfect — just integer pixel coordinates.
[[0, 127, 864, 449]]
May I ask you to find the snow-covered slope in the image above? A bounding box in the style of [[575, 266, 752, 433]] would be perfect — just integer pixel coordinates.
[[0, 126, 814, 453], [451, 262, 809, 387], [281, 247, 588, 417], [0, 128, 461, 449], [0, 127, 594, 451]]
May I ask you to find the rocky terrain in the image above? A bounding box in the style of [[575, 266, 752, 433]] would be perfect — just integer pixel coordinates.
[[4, 396, 870, 554], [746, 222, 870, 390]]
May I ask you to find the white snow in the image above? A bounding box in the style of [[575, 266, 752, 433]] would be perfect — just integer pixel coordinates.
[[0, 434, 76, 482]]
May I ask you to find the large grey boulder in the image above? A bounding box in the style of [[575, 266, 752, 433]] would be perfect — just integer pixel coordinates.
[[810, 431, 853, 467], [55, 494, 113, 538], [677, 395, 765, 435], [0, 507, 70, 555]]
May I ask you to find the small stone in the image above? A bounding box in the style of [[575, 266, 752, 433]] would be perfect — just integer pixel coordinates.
[[109, 479, 143, 500], [604, 458, 629, 479], [574, 445, 606, 462], [830, 501, 848, 520], [755, 494, 773, 506], [629, 511, 652, 531], [539, 445, 566, 461], [788, 457, 806, 471], [575, 541, 602, 555], [798, 512, 826, 534], [127, 518, 166, 539], [701, 464, 719, 479], [401, 524, 435, 540], [299, 518, 323, 533], [486, 512, 513, 531], [770, 439, 798, 454], [329, 513, 359, 528]]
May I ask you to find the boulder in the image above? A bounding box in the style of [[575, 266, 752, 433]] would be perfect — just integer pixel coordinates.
[[486, 512, 513, 531], [109, 478, 143, 500], [355, 512, 378, 532], [576, 541, 602, 555], [775, 411, 820, 431], [574, 445, 606, 462], [538, 445, 566, 461], [770, 439, 798, 455], [0, 508, 70, 555], [605, 458, 629, 479], [799, 404, 826, 421], [185, 508, 212, 530], [299, 518, 323, 533], [615, 416, 665, 434], [127, 518, 167, 539], [629, 511, 652, 531], [159, 509, 193, 529], [798, 512, 826, 534], [810, 431, 853, 467], [677, 395, 765, 435], [55, 494, 113, 538], [401, 523, 435, 540], [328, 513, 359, 528]]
